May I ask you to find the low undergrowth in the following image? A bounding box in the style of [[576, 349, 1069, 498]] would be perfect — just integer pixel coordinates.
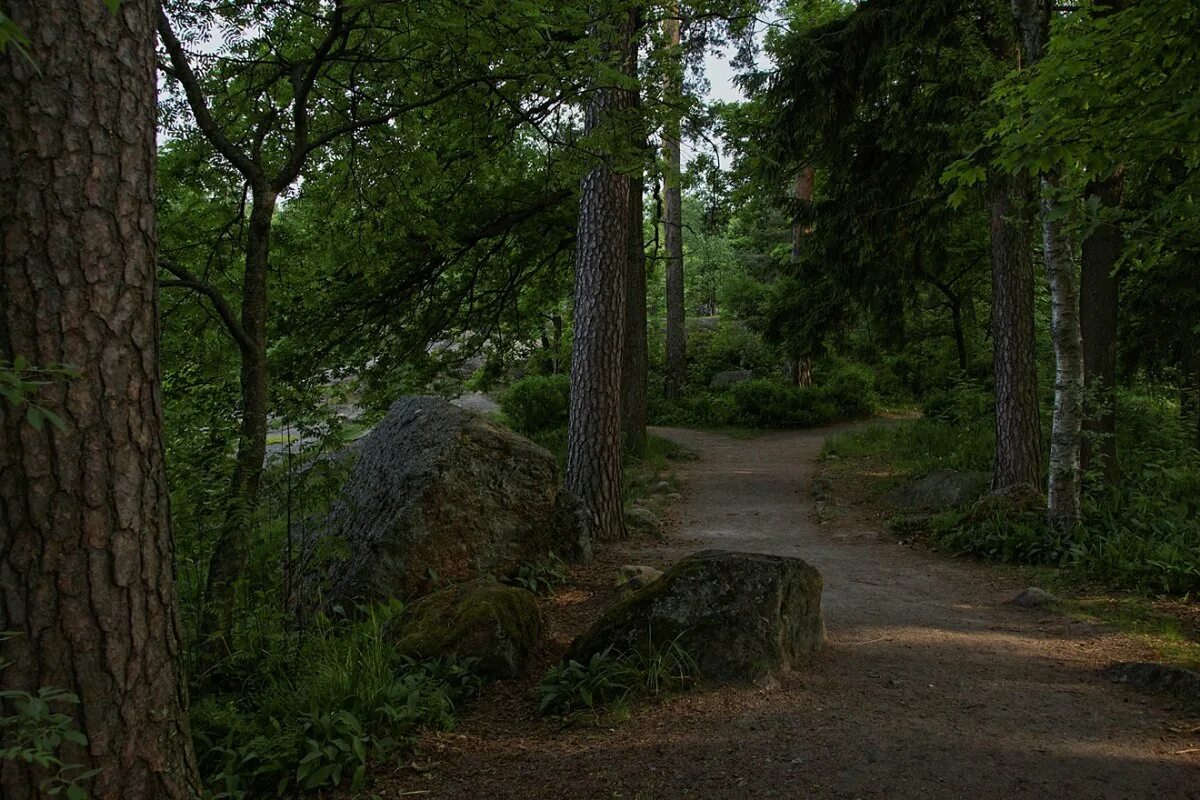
[[824, 386, 1200, 596], [538, 636, 700, 719], [192, 602, 482, 799]]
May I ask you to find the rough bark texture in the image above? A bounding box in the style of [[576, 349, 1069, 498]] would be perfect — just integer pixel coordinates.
[[0, 2, 199, 797], [1080, 172, 1124, 485], [662, 13, 687, 400], [200, 188, 275, 658], [568, 11, 633, 542], [987, 174, 1044, 491]]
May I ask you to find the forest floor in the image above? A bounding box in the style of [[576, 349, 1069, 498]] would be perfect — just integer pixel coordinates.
[[379, 424, 1200, 800]]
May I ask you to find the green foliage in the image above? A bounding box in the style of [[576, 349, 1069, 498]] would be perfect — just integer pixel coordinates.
[[506, 553, 569, 598], [0, 358, 79, 432], [499, 374, 571, 435], [0, 635, 96, 799], [833, 389, 1200, 595], [191, 601, 477, 798], [538, 636, 699, 716], [685, 321, 779, 389]]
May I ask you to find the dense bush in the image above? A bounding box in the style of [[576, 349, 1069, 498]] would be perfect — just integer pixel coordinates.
[[499, 374, 570, 435], [685, 321, 780, 389], [192, 602, 479, 798], [649, 360, 879, 430]]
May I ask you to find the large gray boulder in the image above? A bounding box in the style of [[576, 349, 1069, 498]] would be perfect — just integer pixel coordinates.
[[566, 550, 825, 682], [886, 469, 990, 511], [295, 397, 588, 609]]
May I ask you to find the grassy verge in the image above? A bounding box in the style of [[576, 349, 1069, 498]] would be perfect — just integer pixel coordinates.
[[822, 415, 1200, 670]]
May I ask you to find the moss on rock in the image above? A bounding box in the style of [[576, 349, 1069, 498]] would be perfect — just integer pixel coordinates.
[[566, 550, 824, 682], [395, 581, 544, 679]]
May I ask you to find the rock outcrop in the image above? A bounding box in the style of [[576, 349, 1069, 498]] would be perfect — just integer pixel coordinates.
[[568, 550, 825, 682], [295, 397, 588, 609]]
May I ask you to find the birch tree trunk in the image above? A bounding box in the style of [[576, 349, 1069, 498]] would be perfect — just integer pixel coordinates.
[[0, 1, 200, 796], [1011, 0, 1085, 529]]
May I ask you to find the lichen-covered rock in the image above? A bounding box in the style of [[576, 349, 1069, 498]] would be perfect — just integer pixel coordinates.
[[617, 564, 664, 592], [624, 507, 660, 533], [295, 397, 589, 609], [568, 550, 824, 682], [1011, 587, 1057, 608], [394, 582, 543, 678], [886, 469, 990, 511]]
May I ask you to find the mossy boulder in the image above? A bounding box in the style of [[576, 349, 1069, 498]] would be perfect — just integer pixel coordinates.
[[394, 582, 544, 679], [293, 397, 589, 610], [567, 550, 825, 682]]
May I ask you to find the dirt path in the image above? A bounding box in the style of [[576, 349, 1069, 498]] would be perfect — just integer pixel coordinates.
[[392, 426, 1200, 800]]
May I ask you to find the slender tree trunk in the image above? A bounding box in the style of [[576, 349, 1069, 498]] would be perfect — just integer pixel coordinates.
[[567, 10, 633, 542], [1040, 170, 1085, 529], [0, 2, 200, 797], [790, 166, 816, 386], [201, 188, 276, 656], [1012, 0, 1085, 529], [987, 173, 1043, 491], [621, 14, 648, 455], [662, 11, 686, 399], [1080, 170, 1123, 484], [951, 299, 968, 371], [622, 179, 649, 453]]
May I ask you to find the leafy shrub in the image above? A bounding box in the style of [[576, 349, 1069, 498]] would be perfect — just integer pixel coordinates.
[[538, 636, 699, 716], [191, 601, 478, 798], [0, 639, 95, 799], [499, 374, 570, 435], [686, 322, 779, 388], [921, 375, 993, 425], [506, 553, 569, 597], [815, 361, 878, 418], [729, 379, 842, 428]]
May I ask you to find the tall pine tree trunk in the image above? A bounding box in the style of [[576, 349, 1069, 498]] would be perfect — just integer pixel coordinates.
[[0, 1, 199, 796], [661, 11, 686, 399], [568, 10, 633, 542], [1080, 172, 1123, 484], [201, 188, 276, 657], [987, 173, 1043, 491]]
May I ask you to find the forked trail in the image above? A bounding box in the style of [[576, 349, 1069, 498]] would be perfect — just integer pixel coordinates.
[[393, 426, 1200, 800]]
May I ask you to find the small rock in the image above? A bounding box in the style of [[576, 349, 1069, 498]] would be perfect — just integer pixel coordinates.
[[651, 480, 673, 494], [885, 469, 990, 511], [666, 492, 683, 502], [1011, 587, 1057, 608], [754, 673, 781, 691], [617, 565, 664, 591], [624, 507, 660, 533]]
